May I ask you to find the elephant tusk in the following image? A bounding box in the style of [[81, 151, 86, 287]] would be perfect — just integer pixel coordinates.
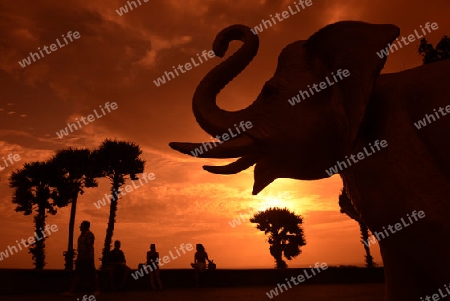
[[252, 176, 276, 195], [203, 154, 260, 174], [169, 135, 257, 159], [252, 159, 278, 195]]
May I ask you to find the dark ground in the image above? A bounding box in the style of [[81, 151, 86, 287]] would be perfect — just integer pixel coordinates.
[[3, 284, 385, 301], [0, 268, 386, 300]]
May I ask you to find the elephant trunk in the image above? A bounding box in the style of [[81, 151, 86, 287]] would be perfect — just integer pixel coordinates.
[[193, 25, 259, 137]]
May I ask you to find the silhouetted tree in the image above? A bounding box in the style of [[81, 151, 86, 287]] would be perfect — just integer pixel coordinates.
[[338, 188, 375, 268], [50, 148, 98, 270], [358, 223, 375, 267], [10, 161, 67, 269], [419, 36, 450, 64], [92, 139, 145, 269], [250, 207, 306, 269]]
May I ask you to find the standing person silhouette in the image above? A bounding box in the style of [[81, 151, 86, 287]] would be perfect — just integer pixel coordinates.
[[194, 244, 209, 287], [62, 221, 100, 296], [146, 244, 163, 290]]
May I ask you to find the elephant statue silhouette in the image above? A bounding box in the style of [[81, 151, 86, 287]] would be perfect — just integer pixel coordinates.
[[170, 21, 450, 300]]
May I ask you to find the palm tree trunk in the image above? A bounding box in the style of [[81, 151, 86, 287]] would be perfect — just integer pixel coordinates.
[[359, 222, 375, 268], [64, 196, 78, 270], [339, 188, 375, 267], [100, 181, 120, 269], [32, 204, 46, 269], [275, 256, 287, 269], [270, 238, 287, 269]]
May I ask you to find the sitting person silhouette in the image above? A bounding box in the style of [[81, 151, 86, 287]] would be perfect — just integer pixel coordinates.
[[193, 244, 211, 287], [146, 244, 163, 290], [107, 240, 130, 291]]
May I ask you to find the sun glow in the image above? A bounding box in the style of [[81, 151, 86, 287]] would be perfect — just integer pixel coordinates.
[[327, 8, 345, 23], [255, 196, 283, 212], [251, 187, 305, 214], [324, 5, 358, 24]]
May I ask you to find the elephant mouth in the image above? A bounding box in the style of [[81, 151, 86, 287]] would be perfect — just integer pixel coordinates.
[[169, 134, 269, 193]]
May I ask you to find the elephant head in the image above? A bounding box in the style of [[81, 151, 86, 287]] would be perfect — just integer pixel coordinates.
[[170, 21, 400, 195]]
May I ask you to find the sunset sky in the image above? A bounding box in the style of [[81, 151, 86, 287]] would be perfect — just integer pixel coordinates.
[[0, 0, 448, 270]]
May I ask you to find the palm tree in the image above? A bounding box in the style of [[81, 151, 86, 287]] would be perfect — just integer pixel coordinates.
[[250, 207, 306, 269], [338, 188, 375, 268], [50, 148, 98, 270], [92, 139, 145, 269], [358, 222, 375, 267], [10, 161, 67, 269], [419, 36, 450, 65]]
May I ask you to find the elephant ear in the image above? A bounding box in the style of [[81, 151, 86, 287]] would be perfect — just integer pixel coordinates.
[[304, 21, 400, 145]]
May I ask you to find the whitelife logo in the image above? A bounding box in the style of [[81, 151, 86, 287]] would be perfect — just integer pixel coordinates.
[[0, 153, 21, 172], [228, 210, 254, 228], [265, 262, 328, 298], [287, 69, 350, 106], [413, 105, 450, 129], [363, 210, 425, 247], [115, 0, 149, 16], [0, 224, 58, 261], [77, 295, 96, 301], [325, 140, 388, 176], [376, 22, 439, 59], [93, 172, 155, 209], [190, 121, 253, 157], [420, 282, 450, 301], [18, 31, 81, 68], [152, 50, 215, 87], [250, 0, 313, 35], [131, 243, 193, 280], [56, 102, 118, 139]]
